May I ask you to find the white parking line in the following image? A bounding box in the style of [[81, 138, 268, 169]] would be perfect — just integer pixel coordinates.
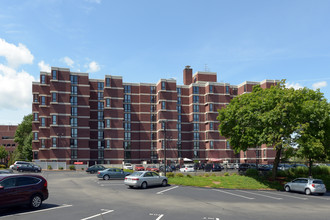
[[262, 191, 308, 200], [150, 213, 164, 220], [0, 204, 73, 219], [81, 209, 114, 220], [301, 195, 330, 201], [212, 189, 254, 200], [237, 190, 282, 200], [156, 186, 179, 194]]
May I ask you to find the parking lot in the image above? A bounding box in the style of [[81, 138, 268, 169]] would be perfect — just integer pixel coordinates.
[[0, 171, 329, 220]]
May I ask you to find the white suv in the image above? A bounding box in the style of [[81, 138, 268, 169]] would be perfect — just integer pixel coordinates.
[[123, 163, 133, 170], [180, 165, 195, 172]]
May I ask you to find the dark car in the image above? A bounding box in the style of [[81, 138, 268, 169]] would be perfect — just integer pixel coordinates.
[[17, 164, 42, 173], [238, 163, 257, 172], [86, 165, 106, 174], [97, 168, 131, 180], [0, 174, 49, 209], [204, 163, 222, 172], [258, 164, 272, 171], [159, 165, 173, 172]]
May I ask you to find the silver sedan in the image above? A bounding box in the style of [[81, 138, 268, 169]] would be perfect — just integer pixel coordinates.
[[124, 171, 168, 189], [284, 178, 326, 195]]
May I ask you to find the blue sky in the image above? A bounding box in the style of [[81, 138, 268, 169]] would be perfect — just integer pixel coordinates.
[[0, 0, 330, 124]]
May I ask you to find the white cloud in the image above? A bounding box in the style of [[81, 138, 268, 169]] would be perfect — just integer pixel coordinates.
[[38, 60, 51, 72], [62, 56, 74, 68], [0, 38, 34, 68], [0, 64, 35, 110], [87, 61, 100, 73], [285, 82, 304, 90], [312, 81, 327, 90]]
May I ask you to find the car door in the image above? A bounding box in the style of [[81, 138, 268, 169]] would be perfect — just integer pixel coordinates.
[[297, 179, 308, 192], [143, 172, 154, 186], [151, 172, 162, 185], [0, 177, 18, 207]]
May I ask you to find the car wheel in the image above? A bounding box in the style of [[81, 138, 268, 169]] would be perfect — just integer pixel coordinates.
[[90, 171, 95, 174], [128, 186, 134, 189], [319, 193, 324, 196], [141, 181, 148, 189], [285, 186, 290, 192], [34, 169, 38, 173], [103, 175, 110, 180], [305, 188, 311, 195], [162, 179, 167, 187], [30, 194, 42, 209]]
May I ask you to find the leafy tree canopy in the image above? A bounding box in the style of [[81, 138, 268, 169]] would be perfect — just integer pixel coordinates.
[[14, 114, 33, 161]]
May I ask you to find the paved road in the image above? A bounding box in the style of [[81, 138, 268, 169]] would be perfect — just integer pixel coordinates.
[[0, 171, 329, 220]]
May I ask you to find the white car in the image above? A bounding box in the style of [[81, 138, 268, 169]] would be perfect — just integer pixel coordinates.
[[123, 163, 133, 170], [180, 164, 195, 172]]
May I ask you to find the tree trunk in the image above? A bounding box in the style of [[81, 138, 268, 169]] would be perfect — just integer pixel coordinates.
[[272, 145, 282, 180], [308, 157, 313, 178]]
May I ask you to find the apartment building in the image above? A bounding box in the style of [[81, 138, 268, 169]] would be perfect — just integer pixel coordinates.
[[0, 125, 17, 164], [32, 66, 278, 165]]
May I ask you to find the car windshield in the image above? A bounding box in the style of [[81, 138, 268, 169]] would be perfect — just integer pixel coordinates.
[[125, 163, 131, 166], [130, 172, 143, 177], [313, 180, 324, 184]]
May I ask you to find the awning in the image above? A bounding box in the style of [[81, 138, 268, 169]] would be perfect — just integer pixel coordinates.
[[208, 158, 222, 162], [183, 158, 193, 162]]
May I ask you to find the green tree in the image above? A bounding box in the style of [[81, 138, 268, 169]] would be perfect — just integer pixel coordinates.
[[14, 114, 33, 161], [0, 145, 8, 164], [217, 81, 330, 178]]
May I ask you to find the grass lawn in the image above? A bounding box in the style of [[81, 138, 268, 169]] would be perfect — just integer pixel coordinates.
[[168, 174, 283, 190]]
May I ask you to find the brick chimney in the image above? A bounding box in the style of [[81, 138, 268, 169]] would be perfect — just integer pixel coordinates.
[[183, 65, 192, 85]]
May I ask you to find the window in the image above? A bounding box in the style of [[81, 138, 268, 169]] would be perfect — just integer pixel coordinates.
[[34, 132, 38, 140], [193, 123, 199, 131], [161, 81, 166, 90], [70, 75, 78, 84], [106, 98, 110, 107], [177, 105, 181, 113], [210, 122, 214, 130], [177, 123, 181, 131], [71, 128, 78, 138], [52, 137, 56, 147], [33, 94, 38, 103], [70, 139, 77, 148], [193, 95, 199, 103], [178, 115, 182, 122], [150, 114, 156, 121], [106, 140, 110, 148], [41, 117, 46, 127], [193, 132, 199, 140], [263, 149, 266, 157], [124, 85, 131, 93], [210, 141, 214, 149], [98, 121, 104, 129], [193, 104, 199, 112], [70, 96, 77, 105], [124, 132, 131, 140], [33, 113, 38, 121], [71, 107, 77, 116], [161, 121, 166, 130], [41, 139, 45, 148], [71, 149, 77, 159], [52, 93, 57, 102], [106, 78, 111, 87], [226, 141, 230, 149], [161, 101, 166, 109], [193, 86, 199, 94], [106, 119, 110, 128], [71, 86, 78, 95], [98, 111, 104, 120], [124, 122, 131, 131], [124, 113, 131, 121], [52, 70, 57, 80], [150, 105, 155, 112], [98, 102, 104, 110], [41, 75, 46, 84], [226, 86, 229, 94], [98, 141, 104, 148], [193, 114, 199, 121], [177, 97, 181, 104], [244, 84, 247, 92], [150, 95, 155, 103], [124, 104, 131, 112], [150, 86, 156, 94], [41, 96, 46, 105], [209, 103, 213, 111], [98, 149, 104, 159], [209, 85, 213, 93], [97, 92, 103, 100], [123, 141, 131, 150], [71, 117, 77, 126], [98, 82, 104, 90], [124, 95, 131, 103], [98, 131, 104, 139], [177, 87, 181, 95]]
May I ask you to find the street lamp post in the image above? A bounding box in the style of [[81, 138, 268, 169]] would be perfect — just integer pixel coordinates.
[[161, 120, 167, 177]]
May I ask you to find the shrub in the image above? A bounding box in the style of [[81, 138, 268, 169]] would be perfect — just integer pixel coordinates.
[[176, 173, 184, 178], [231, 173, 237, 176], [166, 172, 175, 178], [81, 168, 84, 171], [204, 173, 209, 177], [123, 169, 134, 173], [186, 174, 192, 178], [47, 165, 52, 170], [59, 167, 64, 170], [0, 164, 6, 169], [224, 172, 229, 176], [246, 168, 259, 177], [69, 165, 76, 170]]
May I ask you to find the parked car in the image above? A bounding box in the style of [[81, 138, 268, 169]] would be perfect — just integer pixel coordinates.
[[17, 164, 42, 173], [0, 169, 14, 174], [291, 164, 307, 168], [124, 171, 168, 189], [146, 165, 159, 172], [258, 164, 272, 171], [123, 163, 133, 170], [97, 168, 131, 180], [86, 165, 106, 174], [204, 163, 222, 172], [284, 178, 326, 195], [135, 164, 145, 171], [179, 164, 195, 172], [0, 174, 49, 209], [159, 165, 173, 172], [278, 164, 292, 171], [9, 161, 31, 170], [238, 163, 256, 172]]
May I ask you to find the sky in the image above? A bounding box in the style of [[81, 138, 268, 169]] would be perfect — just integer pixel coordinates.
[[0, 0, 330, 125]]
